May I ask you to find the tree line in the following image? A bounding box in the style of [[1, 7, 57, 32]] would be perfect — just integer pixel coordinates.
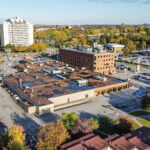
[[34, 25, 150, 54], [4, 42, 47, 53]]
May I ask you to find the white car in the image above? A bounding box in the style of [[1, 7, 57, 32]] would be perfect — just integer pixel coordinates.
[[13, 95, 19, 100]]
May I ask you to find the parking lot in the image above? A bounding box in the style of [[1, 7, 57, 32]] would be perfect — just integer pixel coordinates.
[[55, 88, 143, 120], [118, 56, 150, 66]]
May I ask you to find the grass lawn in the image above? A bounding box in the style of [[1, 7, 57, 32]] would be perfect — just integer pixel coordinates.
[[131, 120, 141, 130], [129, 110, 150, 116], [136, 118, 150, 128]]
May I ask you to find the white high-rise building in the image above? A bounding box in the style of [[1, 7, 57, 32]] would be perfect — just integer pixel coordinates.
[[0, 17, 33, 47]]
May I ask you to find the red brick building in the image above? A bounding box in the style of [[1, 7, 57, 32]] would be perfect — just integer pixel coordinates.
[[59, 48, 116, 75]]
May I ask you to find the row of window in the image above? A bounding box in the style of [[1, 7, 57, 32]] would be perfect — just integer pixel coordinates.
[[94, 67, 114, 70]]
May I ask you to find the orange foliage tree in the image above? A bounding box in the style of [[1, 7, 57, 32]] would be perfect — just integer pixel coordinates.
[[36, 122, 70, 150], [7, 125, 26, 150]]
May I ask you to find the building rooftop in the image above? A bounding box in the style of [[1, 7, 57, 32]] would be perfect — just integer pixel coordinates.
[[104, 43, 125, 48], [60, 133, 110, 150], [4, 59, 126, 107], [61, 47, 114, 55], [5, 17, 29, 24], [61, 127, 150, 150]]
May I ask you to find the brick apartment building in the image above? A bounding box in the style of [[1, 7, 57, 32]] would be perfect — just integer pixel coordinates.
[[59, 48, 116, 75]]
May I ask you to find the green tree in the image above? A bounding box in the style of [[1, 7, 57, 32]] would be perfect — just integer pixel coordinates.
[[4, 44, 15, 52], [100, 116, 111, 126], [142, 93, 150, 111], [89, 118, 99, 129], [118, 116, 132, 134], [36, 122, 70, 150], [59, 112, 79, 131]]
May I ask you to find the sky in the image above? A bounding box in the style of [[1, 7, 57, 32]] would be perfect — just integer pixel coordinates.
[[0, 0, 150, 25]]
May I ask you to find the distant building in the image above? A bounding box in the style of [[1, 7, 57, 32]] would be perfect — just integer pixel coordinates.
[[0, 17, 33, 47], [61, 127, 150, 150], [34, 27, 51, 32], [59, 47, 116, 75], [104, 43, 125, 53]]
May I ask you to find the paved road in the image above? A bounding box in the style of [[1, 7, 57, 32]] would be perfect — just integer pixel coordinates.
[[116, 62, 150, 73]]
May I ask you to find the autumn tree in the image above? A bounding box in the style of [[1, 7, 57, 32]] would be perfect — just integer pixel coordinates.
[[6, 125, 26, 150], [141, 41, 146, 48], [28, 42, 46, 52], [14, 45, 27, 52], [53, 30, 67, 42], [59, 112, 79, 131], [71, 119, 99, 135], [118, 116, 132, 133], [90, 29, 99, 35], [36, 122, 70, 150]]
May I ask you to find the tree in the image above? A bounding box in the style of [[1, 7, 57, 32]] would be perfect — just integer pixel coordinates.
[[118, 116, 132, 133], [53, 30, 67, 42], [14, 45, 27, 52], [71, 38, 79, 46], [0, 135, 4, 150], [124, 47, 130, 55], [100, 116, 111, 126], [59, 112, 79, 131], [89, 118, 99, 129], [141, 41, 146, 48], [142, 93, 150, 111], [71, 119, 99, 135], [6, 125, 26, 150], [4, 44, 15, 52], [90, 29, 99, 35], [29, 42, 46, 52], [36, 122, 70, 150]]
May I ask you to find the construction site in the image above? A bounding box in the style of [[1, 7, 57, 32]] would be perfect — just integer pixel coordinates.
[[3, 58, 129, 115]]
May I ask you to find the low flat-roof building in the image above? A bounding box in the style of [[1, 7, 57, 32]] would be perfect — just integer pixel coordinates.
[[59, 47, 116, 75], [104, 43, 125, 53], [3, 59, 129, 115]]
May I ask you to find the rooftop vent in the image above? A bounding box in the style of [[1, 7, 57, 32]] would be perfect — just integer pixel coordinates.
[[96, 76, 107, 81]]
